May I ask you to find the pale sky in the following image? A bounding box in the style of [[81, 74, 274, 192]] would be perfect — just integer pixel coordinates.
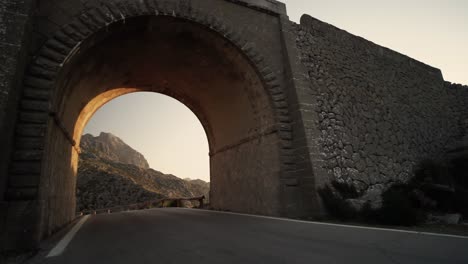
[[84, 0, 468, 182], [84, 93, 210, 181]]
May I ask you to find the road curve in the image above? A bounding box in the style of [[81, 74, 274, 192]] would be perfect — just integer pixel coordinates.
[[34, 208, 468, 264]]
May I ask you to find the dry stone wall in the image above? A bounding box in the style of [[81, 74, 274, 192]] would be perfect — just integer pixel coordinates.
[[445, 82, 468, 146], [2, 0, 302, 251], [294, 15, 468, 206], [0, 1, 37, 249], [0, 0, 35, 200]]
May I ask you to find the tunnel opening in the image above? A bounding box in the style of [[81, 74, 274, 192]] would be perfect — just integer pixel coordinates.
[[38, 15, 283, 238], [75, 92, 211, 212]]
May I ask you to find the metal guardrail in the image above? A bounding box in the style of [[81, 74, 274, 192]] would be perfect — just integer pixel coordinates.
[[77, 196, 205, 216]]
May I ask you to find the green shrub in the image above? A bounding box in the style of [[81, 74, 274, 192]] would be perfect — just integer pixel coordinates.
[[412, 159, 453, 187], [376, 184, 425, 226], [359, 201, 379, 224], [453, 187, 468, 217], [331, 180, 360, 199], [318, 184, 357, 221], [319, 181, 426, 226], [451, 157, 468, 189], [410, 158, 468, 217], [319, 158, 467, 224]]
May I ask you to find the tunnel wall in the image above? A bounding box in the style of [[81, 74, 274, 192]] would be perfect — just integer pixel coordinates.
[[25, 0, 304, 223], [211, 133, 282, 215], [37, 12, 286, 230], [1, 0, 319, 251], [0, 0, 38, 250], [294, 15, 468, 205]]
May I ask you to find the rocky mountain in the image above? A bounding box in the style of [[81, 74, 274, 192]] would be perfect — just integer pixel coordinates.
[[77, 133, 209, 211], [80, 132, 150, 169], [184, 178, 210, 200]]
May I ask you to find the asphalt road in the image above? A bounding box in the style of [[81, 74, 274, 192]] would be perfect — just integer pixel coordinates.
[[34, 208, 468, 264]]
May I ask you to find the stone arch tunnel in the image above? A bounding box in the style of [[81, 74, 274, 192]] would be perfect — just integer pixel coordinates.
[[0, 0, 321, 250], [42, 14, 288, 238], [1, 0, 467, 251]]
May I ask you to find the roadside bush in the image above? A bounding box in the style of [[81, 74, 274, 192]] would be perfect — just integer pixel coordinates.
[[451, 157, 468, 189], [319, 156, 468, 226], [318, 184, 357, 221], [411, 159, 468, 217], [359, 202, 378, 223], [412, 160, 449, 186], [453, 187, 468, 217], [319, 181, 425, 226], [331, 180, 360, 199], [376, 184, 425, 226]]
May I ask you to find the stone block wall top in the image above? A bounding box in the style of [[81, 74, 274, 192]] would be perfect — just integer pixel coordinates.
[[228, 0, 287, 15], [299, 14, 442, 76]]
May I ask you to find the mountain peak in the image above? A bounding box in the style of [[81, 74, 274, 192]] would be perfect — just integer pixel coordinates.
[[77, 134, 210, 211], [80, 132, 150, 169], [98, 132, 117, 138]]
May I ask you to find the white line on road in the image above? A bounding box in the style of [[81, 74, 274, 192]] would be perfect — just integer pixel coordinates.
[[178, 208, 468, 240], [47, 215, 90, 257]]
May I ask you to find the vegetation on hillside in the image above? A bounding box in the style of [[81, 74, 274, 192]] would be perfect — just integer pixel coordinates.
[[76, 133, 209, 212]]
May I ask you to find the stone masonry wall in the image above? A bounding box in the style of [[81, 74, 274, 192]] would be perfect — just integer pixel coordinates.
[[0, 1, 34, 196], [0, 0, 37, 250], [445, 82, 468, 147], [294, 15, 467, 207], [3, 0, 313, 251]]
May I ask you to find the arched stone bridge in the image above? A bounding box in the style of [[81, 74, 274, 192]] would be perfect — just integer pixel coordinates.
[[0, 0, 467, 251]]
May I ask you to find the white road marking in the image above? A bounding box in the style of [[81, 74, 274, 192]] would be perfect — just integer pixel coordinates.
[[178, 208, 468, 240], [47, 215, 90, 257]]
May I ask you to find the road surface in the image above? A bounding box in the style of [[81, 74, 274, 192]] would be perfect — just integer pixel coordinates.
[[33, 208, 468, 264]]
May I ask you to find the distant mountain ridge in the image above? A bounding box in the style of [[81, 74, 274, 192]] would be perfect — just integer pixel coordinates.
[[81, 132, 150, 169], [77, 132, 209, 211]]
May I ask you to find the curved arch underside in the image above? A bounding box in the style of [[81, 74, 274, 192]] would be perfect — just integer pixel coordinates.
[[41, 16, 282, 235]]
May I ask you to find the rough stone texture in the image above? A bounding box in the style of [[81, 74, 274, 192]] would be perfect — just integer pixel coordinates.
[[445, 82, 468, 147], [428, 213, 463, 225], [294, 15, 468, 206], [0, 0, 34, 175]]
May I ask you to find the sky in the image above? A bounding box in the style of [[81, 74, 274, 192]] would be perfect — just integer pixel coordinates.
[[84, 94, 210, 181], [84, 0, 468, 182]]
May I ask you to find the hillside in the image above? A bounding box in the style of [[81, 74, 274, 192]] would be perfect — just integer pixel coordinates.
[[76, 133, 209, 211], [80, 132, 150, 169]]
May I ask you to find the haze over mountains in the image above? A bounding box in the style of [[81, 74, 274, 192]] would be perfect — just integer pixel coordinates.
[[76, 132, 209, 211]]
